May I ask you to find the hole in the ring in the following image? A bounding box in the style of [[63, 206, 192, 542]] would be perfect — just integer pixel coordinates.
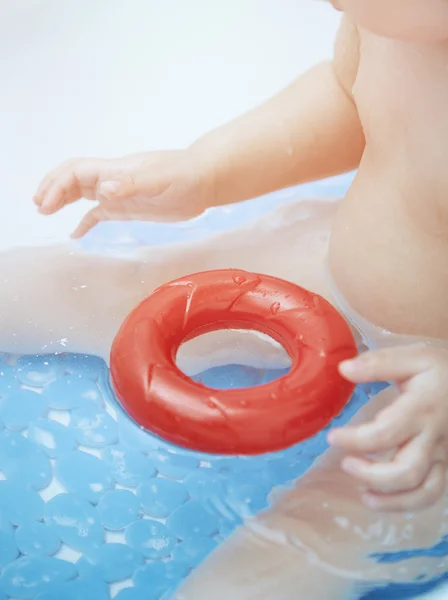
[[176, 329, 292, 390]]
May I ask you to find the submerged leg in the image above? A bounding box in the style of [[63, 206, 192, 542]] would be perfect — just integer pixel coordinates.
[[175, 386, 448, 600], [175, 525, 354, 600], [0, 197, 339, 361]]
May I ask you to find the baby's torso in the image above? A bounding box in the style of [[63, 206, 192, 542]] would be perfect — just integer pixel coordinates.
[[329, 28, 448, 340]]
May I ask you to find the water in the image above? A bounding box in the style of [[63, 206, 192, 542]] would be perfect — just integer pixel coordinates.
[[0, 350, 445, 599], [0, 175, 446, 598]]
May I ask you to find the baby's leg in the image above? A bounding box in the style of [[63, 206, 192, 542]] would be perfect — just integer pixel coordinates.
[[176, 386, 448, 600], [0, 197, 339, 362], [174, 526, 354, 600]]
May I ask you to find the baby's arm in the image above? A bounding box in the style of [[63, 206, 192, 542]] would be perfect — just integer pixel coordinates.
[[34, 17, 364, 236], [196, 15, 363, 208]]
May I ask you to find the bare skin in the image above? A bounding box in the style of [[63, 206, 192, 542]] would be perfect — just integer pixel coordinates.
[[4, 201, 446, 598], [330, 28, 448, 340], [0, 197, 336, 361], [174, 389, 448, 600], [3, 0, 448, 597]]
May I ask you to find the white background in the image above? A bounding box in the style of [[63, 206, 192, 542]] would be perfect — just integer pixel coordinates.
[[0, 0, 340, 248]]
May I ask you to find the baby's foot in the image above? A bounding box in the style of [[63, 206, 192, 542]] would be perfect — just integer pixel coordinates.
[[33, 149, 212, 237]]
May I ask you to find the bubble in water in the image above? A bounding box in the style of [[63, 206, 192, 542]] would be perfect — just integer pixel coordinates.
[[125, 520, 175, 559]]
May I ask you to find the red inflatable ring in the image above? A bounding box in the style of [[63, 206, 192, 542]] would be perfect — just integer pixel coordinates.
[[110, 269, 357, 455]]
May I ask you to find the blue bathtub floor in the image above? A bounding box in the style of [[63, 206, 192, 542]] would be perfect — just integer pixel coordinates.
[[0, 352, 445, 599]]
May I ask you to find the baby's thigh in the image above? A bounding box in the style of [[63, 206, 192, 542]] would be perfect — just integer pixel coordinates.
[[186, 197, 339, 302], [251, 197, 340, 302], [175, 198, 342, 373]]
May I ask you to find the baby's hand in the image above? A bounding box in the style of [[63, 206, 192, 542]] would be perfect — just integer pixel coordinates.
[[33, 149, 212, 237], [328, 344, 448, 511]]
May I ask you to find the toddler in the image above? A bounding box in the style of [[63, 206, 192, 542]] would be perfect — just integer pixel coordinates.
[[3, 0, 448, 596]]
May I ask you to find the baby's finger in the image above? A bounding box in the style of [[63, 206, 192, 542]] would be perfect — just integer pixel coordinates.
[[339, 344, 432, 384], [341, 432, 436, 494], [38, 171, 81, 215], [34, 158, 79, 206], [37, 158, 105, 214], [71, 207, 103, 239], [328, 395, 418, 453], [363, 461, 446, 512]]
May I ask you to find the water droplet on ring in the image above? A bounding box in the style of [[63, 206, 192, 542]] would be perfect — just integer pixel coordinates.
[[233, 274, 246, 285], [270, 302, 281, 315]]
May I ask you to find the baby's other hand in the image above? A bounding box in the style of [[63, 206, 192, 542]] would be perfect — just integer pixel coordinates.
[[328, 344, 448, 511], [33, 149, 213, 237]]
